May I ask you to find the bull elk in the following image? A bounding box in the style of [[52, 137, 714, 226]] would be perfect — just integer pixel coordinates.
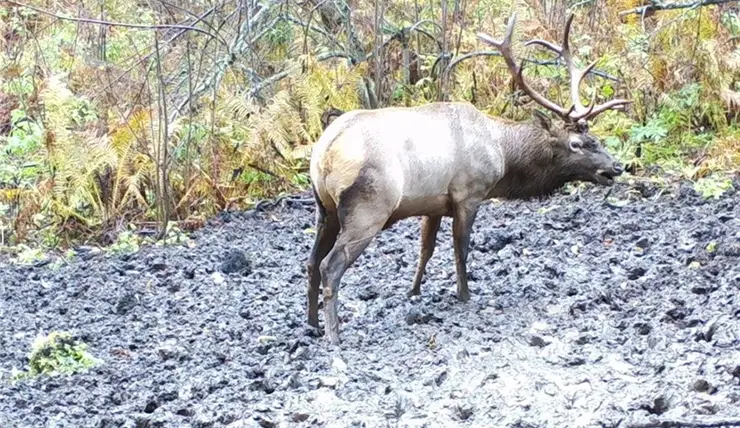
[[307, 12, 632, 344]]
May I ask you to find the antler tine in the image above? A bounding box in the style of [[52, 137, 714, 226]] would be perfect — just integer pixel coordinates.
[[582, 98, 633, 122], [559, 13, 591, 120], [524, 39, 562, 56], [560, 13, 633, 123], [477, 13, 570, 118]]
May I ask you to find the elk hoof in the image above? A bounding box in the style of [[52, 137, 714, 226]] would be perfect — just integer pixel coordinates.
[[308, 315, 320, 328], [304, 325, 323, 338], [406, 288, 421, 298], [325, 329, 341, 345], [457, 290, 470, 302]]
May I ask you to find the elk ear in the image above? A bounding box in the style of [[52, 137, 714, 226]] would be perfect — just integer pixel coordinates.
[[532, 110, 552, 132]]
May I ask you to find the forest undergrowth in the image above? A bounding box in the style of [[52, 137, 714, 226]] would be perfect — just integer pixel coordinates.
[[0, 0, 738, 258]]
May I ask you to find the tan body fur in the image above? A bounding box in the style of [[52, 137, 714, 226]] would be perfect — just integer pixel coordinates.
[[311, 102, 506, 224]]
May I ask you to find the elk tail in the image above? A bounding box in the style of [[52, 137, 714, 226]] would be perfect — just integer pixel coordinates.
[[311, 182, 328, 224]]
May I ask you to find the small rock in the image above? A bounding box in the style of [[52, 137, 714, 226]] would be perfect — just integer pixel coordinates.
[[226, 419, 262, 428], [332, 356, 347, 372], [256, 416, 276, 428], [693, 379, 711, 393], [167, 281, 181, 293], [211, 272, 225, 284], [644, 396, 669, 415], [157, 342, 181, 361], [115, 293, 137, 315], [634, 322, 652, 335], [435, 370, 448, 387], [730, 366, 740, 379], [528, 335, 551, 348], [175, 408, 192, 417], [292, 413, 310, 423], [635, 236, 651, 249], [257, 335, 277, 344], [144, 400, 158, 413], [149, 261, 167, 272], [627, 266, 646, 280], [319, 377, 338, 388], [405, 307, 431, 325], [221, 249, 252, 274], [357, 286, 378, 301], [543, 383, 558, 396], [453, 403, 474, 421]]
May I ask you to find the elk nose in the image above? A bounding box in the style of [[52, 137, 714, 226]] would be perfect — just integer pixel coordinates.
[[613, 162, 625, 175]]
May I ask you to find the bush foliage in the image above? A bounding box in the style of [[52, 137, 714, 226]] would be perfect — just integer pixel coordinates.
[[0, 0, 738, 248]]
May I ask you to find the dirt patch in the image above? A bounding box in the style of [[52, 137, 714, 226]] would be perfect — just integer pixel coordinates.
[[1, 180, 739, 428]]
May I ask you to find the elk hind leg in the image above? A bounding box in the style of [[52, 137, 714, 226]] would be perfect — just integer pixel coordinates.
[[320, 198, 393, 344], [306, 197, 339, 328], [408, 215, 442, 297]]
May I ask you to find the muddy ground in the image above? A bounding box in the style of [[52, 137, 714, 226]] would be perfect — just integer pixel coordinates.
[[1, 178, 739, 428]]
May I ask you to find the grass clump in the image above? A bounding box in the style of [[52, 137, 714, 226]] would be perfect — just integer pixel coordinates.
[[10, 331, 102, 382]]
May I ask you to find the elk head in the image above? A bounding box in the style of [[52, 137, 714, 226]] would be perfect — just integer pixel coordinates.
[[478, 13, 632, 186]]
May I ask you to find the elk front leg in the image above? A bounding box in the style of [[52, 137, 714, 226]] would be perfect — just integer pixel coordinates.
[[408, 215, 442, 297], [452, 201, 480, 302], [306, 209, 339, 328]]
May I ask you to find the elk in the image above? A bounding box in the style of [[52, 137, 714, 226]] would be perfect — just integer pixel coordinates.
[[306, 12, 632, 344]]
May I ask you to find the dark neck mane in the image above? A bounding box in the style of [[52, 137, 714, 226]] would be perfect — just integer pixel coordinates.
[[487, 122, 575, 200]]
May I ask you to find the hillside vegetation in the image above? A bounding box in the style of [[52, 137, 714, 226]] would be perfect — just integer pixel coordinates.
[[0, 0, 738, 249]]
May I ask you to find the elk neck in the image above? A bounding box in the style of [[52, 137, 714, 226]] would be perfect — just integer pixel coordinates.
[[486, 121, 577, 200]]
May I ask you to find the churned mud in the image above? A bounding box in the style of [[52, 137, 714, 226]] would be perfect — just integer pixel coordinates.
[[1, 178, 739, 428]]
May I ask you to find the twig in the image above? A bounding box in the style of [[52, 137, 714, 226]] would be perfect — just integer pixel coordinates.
[[523, 58, 621, 82], [5, 0, 228, 47], [443, 52, 621, 82], [89, 6, 216, 101], [154, 0, 224, 37], [445, 50, 501, 75], [453, 0, 468, 57], [154, 32, 171, 240], [283, 14, 344, 51], [247, 51, 352, 98], [229, 0, 282, 55], [170, 1, 280, 120], [568, 0, 597, 10], [619, 0, 738, 17]]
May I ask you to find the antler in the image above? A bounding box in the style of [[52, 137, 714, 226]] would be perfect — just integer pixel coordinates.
[[478, 13, 632, 124], [476, 13, 572, 119]]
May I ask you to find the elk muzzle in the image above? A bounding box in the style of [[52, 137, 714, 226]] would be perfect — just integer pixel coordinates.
[[594, 161, 624, 185]]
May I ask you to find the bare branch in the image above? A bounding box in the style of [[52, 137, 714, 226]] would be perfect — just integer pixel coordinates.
[[619, 0, 738, 17], [445, 50, 501, 75], [282, 14, 345, 51], [6, 0, 228, 47], [247, 52, 352, 98], [90, 6, 217, 101], [229, 0, 283, 54], [409, 19, 444, 35]]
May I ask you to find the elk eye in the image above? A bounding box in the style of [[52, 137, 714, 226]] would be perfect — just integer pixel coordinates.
[[569, 140, 583, 152]]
